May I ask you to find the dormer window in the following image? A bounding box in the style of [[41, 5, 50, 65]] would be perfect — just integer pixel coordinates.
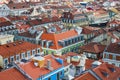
[[101, 71, 109, 77], [109, 67, 115, 72]]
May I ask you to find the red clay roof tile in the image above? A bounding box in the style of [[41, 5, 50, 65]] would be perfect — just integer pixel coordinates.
[[0, 68, 27, 80], [41, 30, 78, 49]]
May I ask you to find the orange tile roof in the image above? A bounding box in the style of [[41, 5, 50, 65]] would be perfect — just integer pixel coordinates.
[[82, 26, 99, 34], [20, 54, 63, 80], [74, 62, 120, 80], [93, 63, 120, 80], [80, 42, 106, 54], [0, 41, 41, 58], [106, 42, 120, 54], [41, 29, 78, 49], [16, 24, 31, 32], [74, 72, 97, 80], [0, 17, 7, 23], [0, 68, 27, 80], [85, 59, 95, 69]]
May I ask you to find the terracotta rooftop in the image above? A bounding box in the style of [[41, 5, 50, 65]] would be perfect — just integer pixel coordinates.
[[81, 26, 99, 34], [7, 2, 30, 9], [20, 54, 64, 80], [0, 41, 41, 58], [16, 24, 31, 32], [74, 72, 97, 80], [0, 68, 27, 80], [0, 17, 7, 23], [41, 29, 78, 49], [109, 20, 120, 25], [74, 62, 120, 80], [106, 42, 120, 54], [93, 63, 120, 80], [0, 21, 13, 27], [80, 42, 106, 53], [51, 5, 70, 9], [7, 16, 28, 21]]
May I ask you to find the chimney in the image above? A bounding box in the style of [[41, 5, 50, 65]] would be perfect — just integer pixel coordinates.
[[94, 44, 100, 53], [67, 56, 71, 63], [47, 59, 51, 68], [46, 59, 53, 71]]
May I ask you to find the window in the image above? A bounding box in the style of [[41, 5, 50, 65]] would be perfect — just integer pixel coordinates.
[[60, 71, 63, 75], [32, 50, 36, 55], [112, 63, 115, 66], [112, 55, 116, 60], [4, 58, 8, 65], [21, 53, 25, 59], [48, 77, 51, 80], [16, 55, 20, 61], [117, 77, 120, 80], [106, 54, 109, 59], [10, 56, 14, 62], [37, 48, 40, 53], [27, 51, 31, 58], [13, 7, 16, 9]]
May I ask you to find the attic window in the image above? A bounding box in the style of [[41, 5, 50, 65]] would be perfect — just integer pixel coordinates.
[[101, 71, 109, 77], [109, 67, 115, 72]]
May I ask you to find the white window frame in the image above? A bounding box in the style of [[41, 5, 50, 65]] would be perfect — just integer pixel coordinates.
[[4, 58, 8, 65], [21, 53, 25, 59], [16, 54, 20, 62], [37, 48, 40, 53], [27, 51, 31, 58], [106, 54, 109, 59], [32, 50, 36, 56], [10, 56, 14, 62], [112, 55, 116, 60]]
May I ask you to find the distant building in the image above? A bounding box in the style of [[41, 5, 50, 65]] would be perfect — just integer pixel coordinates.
[[0, 41, 42, 69], [40, 28, 84, 55], [0, 21, 18, 35], [74, 62, 120, 80], [6, 2, 31, 16], [0, 34, 14, 45], [103, 42, 120, 67], [61, 11, 88, 27], [80, 42, 106, 60], [0, 4, 10, 17], [0, 52, 89, 80], [0, 54, 65, 80]]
